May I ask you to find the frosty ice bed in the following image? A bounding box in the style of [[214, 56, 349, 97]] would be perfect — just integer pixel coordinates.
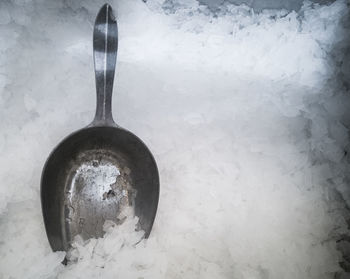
[[40, 4, 159, 251], [1, 0, 349, 278]]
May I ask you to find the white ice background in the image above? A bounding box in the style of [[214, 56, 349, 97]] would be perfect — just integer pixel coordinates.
[[0, 0, 350, 278]]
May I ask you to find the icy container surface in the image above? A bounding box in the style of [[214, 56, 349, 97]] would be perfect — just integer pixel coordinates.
[[0, 0, 350, 278]]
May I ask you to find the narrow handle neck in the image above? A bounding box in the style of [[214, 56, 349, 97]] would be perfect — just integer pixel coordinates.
[[92, 4, 118, 126]]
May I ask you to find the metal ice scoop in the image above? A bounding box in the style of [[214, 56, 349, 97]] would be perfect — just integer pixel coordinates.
[[41, 3, 159, 251]]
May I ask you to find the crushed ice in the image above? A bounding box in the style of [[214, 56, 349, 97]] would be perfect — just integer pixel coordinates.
[[0, 0, 350, 278]]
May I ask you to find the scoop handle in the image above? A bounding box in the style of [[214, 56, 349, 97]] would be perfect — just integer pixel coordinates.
[[92, 3, 118, 126]]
